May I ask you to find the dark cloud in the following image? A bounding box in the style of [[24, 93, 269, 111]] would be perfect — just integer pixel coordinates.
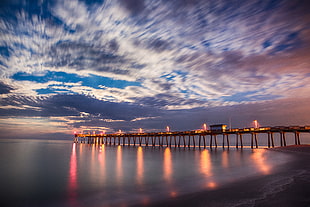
[[45, 94, 160, 120], [48, 40, 131, 73], [0, 82, 13, 94], [118, 0, 145, 15], [148, 38, 171, 52], [134, 93, 205, 108], [133, 38, 172, 52], [271, 31, 303, 54], [0, 94, 162, 121]]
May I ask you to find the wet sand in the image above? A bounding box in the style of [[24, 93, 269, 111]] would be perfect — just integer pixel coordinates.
[[145, 145, 310, 207]]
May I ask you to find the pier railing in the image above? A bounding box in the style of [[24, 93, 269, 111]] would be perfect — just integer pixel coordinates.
[[74, 126, 310, 149]]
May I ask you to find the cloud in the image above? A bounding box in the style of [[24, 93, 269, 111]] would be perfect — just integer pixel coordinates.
[[0, 0, 310, 138], [118, 0, 145, 15], [0, 81, 13, 94]]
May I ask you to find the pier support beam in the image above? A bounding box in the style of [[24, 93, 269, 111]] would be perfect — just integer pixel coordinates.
[[254, 133, 258, 148], [174, 136, 177, 148], [226, 134, 230, 148], [182, 135, 186, 148], [294, 131, 301, 145], [236, 134, 238, 148], [203, 135, 206, 148], [280, 132, 286, 147], [214, 135, 217, 148]]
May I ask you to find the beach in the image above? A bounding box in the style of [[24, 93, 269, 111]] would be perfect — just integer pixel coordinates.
[[147, 145, 310, 207]]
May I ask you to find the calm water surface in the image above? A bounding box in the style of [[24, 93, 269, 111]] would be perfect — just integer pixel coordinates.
[[0, 139, 294, 207]]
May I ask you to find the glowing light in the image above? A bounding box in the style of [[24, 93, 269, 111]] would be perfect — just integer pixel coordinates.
[[166, 126, 170, 132], [139, 128, 143, 134], [170, 191, 178, 198], [207, 182, 217, 189], [253, 120, 259, 128], [203, 123, 207, 131], [118, 129, 122, 134]]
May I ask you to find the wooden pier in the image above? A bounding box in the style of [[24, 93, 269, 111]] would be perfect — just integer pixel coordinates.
[[74, 126, 310, 149]]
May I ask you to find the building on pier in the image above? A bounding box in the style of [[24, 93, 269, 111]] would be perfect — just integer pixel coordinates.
[[210, 124, 227, 133]]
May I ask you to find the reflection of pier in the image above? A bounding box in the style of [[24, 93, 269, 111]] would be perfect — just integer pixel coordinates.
[[74, 126, 310, 149]]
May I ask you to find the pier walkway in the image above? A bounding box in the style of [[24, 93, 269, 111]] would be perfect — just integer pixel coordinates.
[[74, 126, 310, 149]]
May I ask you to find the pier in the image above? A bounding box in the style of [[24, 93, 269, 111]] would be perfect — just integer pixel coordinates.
[[74, 126, 310, 149]]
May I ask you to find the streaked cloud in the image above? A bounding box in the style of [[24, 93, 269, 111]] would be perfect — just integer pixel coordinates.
[[0, 0, 309, 137]]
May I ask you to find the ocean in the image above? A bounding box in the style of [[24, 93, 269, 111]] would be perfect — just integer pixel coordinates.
[[0, 138, 308, 207]]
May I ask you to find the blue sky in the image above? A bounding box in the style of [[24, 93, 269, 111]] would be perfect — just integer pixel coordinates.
[[0, 0, 310, 139]]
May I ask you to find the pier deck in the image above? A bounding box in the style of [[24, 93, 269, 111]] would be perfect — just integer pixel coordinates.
[[74, 126, 310, 149]]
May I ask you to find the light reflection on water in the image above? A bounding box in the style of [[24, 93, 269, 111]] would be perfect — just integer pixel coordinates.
[[68, 143, 77, 207], [251, 149, 271, 175], [136, 146, 144, 187], [163, 147, 172, 183], [200, 149, 217, 189], [66, 143, 291, 207], [0, 139, 294, 207], [116, 145, 123, 186]]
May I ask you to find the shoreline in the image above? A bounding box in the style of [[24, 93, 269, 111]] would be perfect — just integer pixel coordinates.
[[145, 145, 310, 207]]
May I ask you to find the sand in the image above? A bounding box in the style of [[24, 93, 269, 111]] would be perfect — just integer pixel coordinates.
[[145, 145, 310, 207]]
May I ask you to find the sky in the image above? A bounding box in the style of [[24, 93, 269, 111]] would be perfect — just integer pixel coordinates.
[[0, 0, 310, 139]]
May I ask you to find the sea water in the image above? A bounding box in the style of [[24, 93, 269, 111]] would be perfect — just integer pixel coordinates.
[[0, 138, 301, 207]]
